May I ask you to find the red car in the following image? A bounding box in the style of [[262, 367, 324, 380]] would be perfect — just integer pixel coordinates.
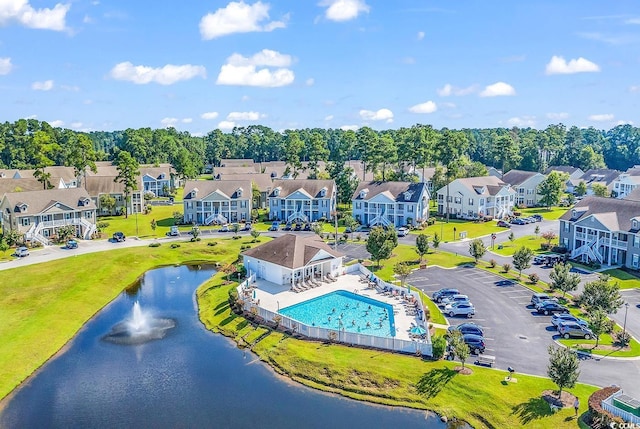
[[497, 220, 510, 228]]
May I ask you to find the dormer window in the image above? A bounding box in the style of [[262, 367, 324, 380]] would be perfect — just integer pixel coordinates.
[[17, 203, 27, 213], [572, 209, 577, 219], [79, 198, 90, 206], [634, 219, 639, 230], [274, 187, 281, 196], [320, 187, 327, 197], [159, 173, 165, 179], [359, 188, 369, 199], [237, 187, 243, 197], [404, 191, 413, 200], [191, 188, 198, 198], [270, 171, 277, 178]]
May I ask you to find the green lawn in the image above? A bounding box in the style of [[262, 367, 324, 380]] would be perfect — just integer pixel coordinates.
[[558, 324, 640, 358], [519, 207, 569, 221], [411, 219, 503, 242], [0, 237, 254, 401], [492, 235, 549, 257], [198, 280, 598, 429], [601, 269, 640, 290]]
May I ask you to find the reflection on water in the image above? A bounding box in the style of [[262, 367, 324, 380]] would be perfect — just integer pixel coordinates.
[[1, 265, 459, 429]]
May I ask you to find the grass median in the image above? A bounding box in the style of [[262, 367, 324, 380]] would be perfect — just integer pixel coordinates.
[[0, 237, 253, 401]]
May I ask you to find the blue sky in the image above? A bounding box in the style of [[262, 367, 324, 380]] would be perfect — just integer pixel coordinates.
[[1, 0, 639, 134]]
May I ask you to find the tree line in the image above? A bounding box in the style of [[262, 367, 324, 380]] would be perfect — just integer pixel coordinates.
[[2, 120, 639, 180]]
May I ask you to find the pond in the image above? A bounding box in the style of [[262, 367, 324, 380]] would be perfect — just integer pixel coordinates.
[[0, 265, 458, 429]]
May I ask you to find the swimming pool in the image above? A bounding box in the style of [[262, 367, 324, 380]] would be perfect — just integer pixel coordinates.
[[279, 290, 396, 337]]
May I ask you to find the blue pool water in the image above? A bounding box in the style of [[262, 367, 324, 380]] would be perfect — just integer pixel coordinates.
[[279, 290, 396, 337]]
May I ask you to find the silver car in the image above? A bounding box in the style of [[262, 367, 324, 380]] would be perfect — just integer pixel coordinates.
[[557, 321, 593, 339], [439, 294, 470, 307], [444, 301, 475, 318]]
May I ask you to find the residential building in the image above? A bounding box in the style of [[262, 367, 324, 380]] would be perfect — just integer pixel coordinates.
[[487, 166, 503, 178], [183, 180, 252, 225], [0, 178, 46, 195], [219, 159, 255, 168], [86, 164, 143, 215], [624, 188, 640, 202], [576, 169, 621, 196], [268, 179, 336, 223], [501, 169, 546, 207], [213, 166, 259, 177], [216, 173, 274, 209], [544, 166, 584, 180], [435, 176, 515, 219], [612, 167, 640, 199], [140, 164, 175, 197], [559, 197, 640, 269], [351, 181, 429, 227], [242, 234, 344, 287], [0, 188, 97, 245]]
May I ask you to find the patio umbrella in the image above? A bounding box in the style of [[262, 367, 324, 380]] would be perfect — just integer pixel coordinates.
[[410, 326, 426, 336]]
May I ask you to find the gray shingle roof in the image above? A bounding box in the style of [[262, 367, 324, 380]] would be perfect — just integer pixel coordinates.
[[501, 169, 542, 186], [0, 178, 46, 194], [580, 169, 621, 186], [183, 180, 252, 200], [2, 188, 96, 214], [268, 179, 335, 198], [560, 196, 640, 232], [352, 181, 427, 202], [242, 234, 343, 269], [216, 173, 274, 193]]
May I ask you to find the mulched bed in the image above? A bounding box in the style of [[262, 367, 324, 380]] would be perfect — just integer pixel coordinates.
[[542, 389, 577, 408], [454, 366, 473, 375]]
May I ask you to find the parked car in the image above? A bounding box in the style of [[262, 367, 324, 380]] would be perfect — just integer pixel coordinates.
[[396, 227, 409, 237], [551, 313, 588, 328], [439, 294, 470, 307], [303, 223, 312, 232], [536, 301, 569, 315], [268, 221, 279, 231], [283, 222, 293, 231], [531, 214, 543, 222], [66, 239, 78, 249], [533, 255, 546, 265], [432, 288, 460, 303], [444, 301, 475, 318], [558, 321, 594, 339], [241, 222, 252, 231], [355, 225, 370, 233], [169, 226, 180, 236], [531, 292, 553, 307], [496, 220, 510, 228], [112, 232, 126, 242], [447, 322, 484, 337], [345, 226, 353, 234], [510, 218, 526, 225], [14, 246, 29, 257], [294, 223, 303, 231], [218, 224, 230, 233], [462, 333, 485, 354]]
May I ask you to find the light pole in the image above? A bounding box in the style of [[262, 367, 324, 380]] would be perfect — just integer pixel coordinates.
[[135, 206, 139, 237], [623, 302, 630, 338]]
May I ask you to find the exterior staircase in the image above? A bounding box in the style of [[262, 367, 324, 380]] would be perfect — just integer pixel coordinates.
[[370, 206, 391, 227], [205, 212, 227, 225], [288, 203, 309, 223], [570, 236, 604, 264]]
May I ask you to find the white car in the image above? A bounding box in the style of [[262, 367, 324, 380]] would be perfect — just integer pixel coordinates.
[[169, 226, 180, 236], [439, 294, 470, 307], [396, 227, 409, 237], [14, 246, 29, 257], [444, 301, 475, 318]]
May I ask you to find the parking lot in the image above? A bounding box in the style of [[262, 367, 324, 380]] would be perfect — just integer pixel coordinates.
[[408, 266, 561, 376]]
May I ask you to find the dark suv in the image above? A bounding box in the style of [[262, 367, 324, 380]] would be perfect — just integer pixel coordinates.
[[447, 322, 484, 337], [432, 288, 460, 303], [536, 301, 569, 316], [112, 232, 126, 242], [463, 334, 486, 354]]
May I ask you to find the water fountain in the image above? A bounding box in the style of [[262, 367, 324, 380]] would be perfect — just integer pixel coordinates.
[[103, 301, 175, 345]]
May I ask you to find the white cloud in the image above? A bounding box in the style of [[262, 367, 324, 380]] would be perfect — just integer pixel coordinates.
[[506, 116, 536, 127], [324, 115, 334, 121], [545, 55, 600, 75], [359, 108, 393, 122], [32, 79, 54, 91], [629, 85, 640, 93], [320, 0, 369, 22], [216, 49, 295, 87], [306, 78, 315, 86], [161, 117, 179, 127], [49, 119, 64, 127], [0, 0, 70, 31], [200, 1, 287, 40], [479, 81, 516, 97], [83, 14, 92, 24], [616, 120, 634, 125], [182, 118, 193, 124], [70, 122, 83, 129], [0, 57, 13, 75], [226, 111, 265, 121], [340, 124, 359, 131], [588, 113, 614, 122], [546, 112, 569, 121], [408, 101, 437, 114], [218, 120, 237, 130], [417, 31, 425, 40], [437, 83, 477, 96], [110, 62, 206, 85], [201, 112, 219, 120]]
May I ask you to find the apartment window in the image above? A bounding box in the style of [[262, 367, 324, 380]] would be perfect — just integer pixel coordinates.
[[468, 198, 474, 206], [21, 218, 30, 227], [280, 200, 285, 207], [510, 195, 514, 201], [527, 199, 534, 206], [479, 198, 485, 205], [240, 201, 247, 208], [355, 202, 361, 209], [634, 235, 640, 248], [322, 200, 327, 207], [398, 204, 404, 210], [438, 194, 443, 201], [563, 221, 569, 232], [187, 202, 193, 209], [518, 187, 525, 194], [408, 205, 414, 212], [454, 197, 462, 204], [447, 196, 452, 202], [527, 189, 533, 195], [633, 254, 639, 268]]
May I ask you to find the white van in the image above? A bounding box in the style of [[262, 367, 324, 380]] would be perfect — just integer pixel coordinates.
[[15, 246, 30, 257], [169, 226, 180, 236]]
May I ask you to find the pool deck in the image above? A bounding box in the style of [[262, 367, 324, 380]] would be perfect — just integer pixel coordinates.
[[250, 273, 425, 342]]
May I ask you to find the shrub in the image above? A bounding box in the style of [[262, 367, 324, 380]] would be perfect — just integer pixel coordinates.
[[170, 243, 181, 249], [97, 221, 109, 231], [190, 237, 201, 242], [587, 386, 623, 428], [427, 218, 436, 226], [502, 263, 511, 273], [551, 245, 567, 254], [529, 273, 539, 284], [431, 335, 447, 360], [540, 242, 551, 251], [232, 235, 241, 240], [148, 242, 161, 247], [355, 234, 361, 241], [207, 242, 217, 246], [488, 259, 496, 268], [614, 330, 631, 347]]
